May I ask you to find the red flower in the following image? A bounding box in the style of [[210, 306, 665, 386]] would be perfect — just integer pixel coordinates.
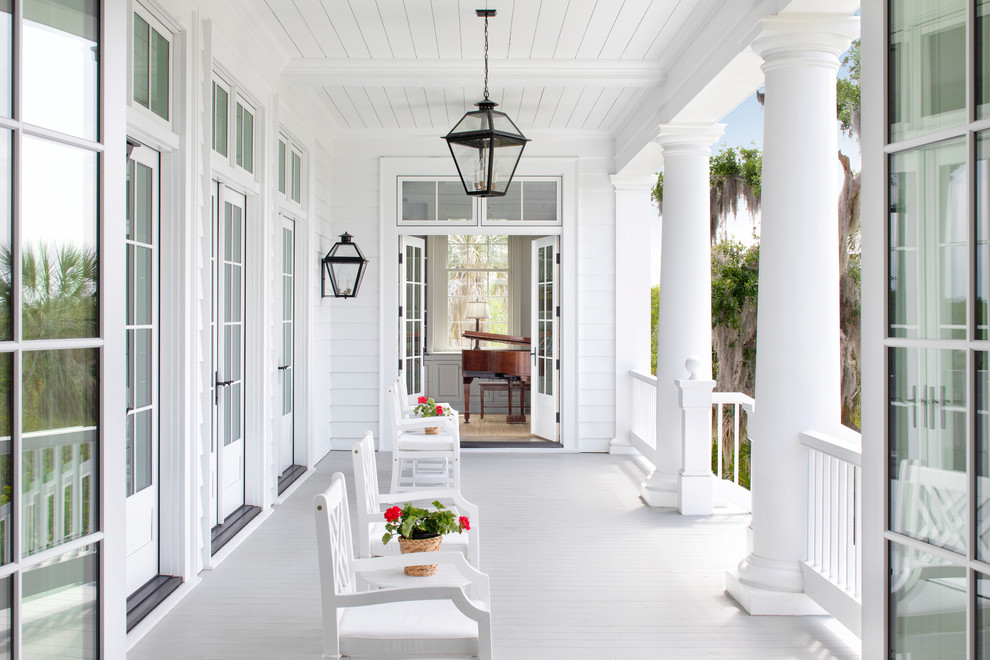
[[417, 396, 427, 404], [436, 405, 444, 416], [384, 506, 402, 522], [459, 516, 470, 531]]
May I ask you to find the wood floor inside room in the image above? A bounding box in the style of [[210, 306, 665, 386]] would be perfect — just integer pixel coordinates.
[[458, 413, 556, 446], [128, 451, 861, 660]]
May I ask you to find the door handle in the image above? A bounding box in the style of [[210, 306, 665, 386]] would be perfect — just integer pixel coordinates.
[[215, 372, 234, 404], [277, 364, 290, 371]]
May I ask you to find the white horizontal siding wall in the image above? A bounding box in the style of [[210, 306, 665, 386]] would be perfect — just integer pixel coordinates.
[[327, 148, 381, 444], [576, 157, 617, 450], [312, 142, 335, 459]]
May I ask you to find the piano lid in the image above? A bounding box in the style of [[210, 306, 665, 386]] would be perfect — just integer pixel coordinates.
[[462, 330, 531, 347]]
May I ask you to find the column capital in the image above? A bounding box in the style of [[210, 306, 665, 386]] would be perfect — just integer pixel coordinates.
[[654, 123, 725, 157], [609, 174, 657, 193], [753, 15, 860, 72]]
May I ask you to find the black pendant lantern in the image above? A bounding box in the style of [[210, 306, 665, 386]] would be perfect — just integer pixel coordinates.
[[443, 9, 529, 197], [322, 233, 368, 298]]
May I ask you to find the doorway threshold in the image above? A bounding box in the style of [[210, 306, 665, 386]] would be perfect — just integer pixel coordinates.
[[127, 574, 182, 632], [278, 464, 306, 495], [461, 440, 562, 448], [211, 504, 262, 555]]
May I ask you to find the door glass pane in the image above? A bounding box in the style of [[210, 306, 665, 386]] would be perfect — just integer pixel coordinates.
[[135, 409, 152, 492], [889, 347, 967, 554], [136, 328, 151, 408], [890, 541, 965, 659], [889, 0, 966, 141], [0, 575, 9, 659], [0, 354, 10, 565], [0, 1, 11, 119], [0, 131, 10, 341], [22, 349, 98, 556], [978, 352, 990, 561], [23, 0, 99, 141], [21, 136, 98, 340], [980, 135, 990, 339], [22, 545, 98, 659], [889, 141, 967, 339], [241, 106, 254, 173], [213, 82, 227, 156], [150, 28, 169, 120], [978, 572, 990, 656], [133, 13, 149, 108]]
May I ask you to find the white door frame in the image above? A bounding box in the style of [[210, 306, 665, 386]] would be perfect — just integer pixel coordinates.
[[278, 215, 295, 476], [379, 157, 577, 451]]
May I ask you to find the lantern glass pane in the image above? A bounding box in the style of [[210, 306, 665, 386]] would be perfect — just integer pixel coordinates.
[[491, 111, 524, 137], [491, 142, 525, 194], [451, 141, 492, 193], [332, 263, 359, 297], [451, 108, 489, 133]]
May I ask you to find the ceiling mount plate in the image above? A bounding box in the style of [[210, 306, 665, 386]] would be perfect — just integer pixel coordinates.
[[476, 9, 496, 17]]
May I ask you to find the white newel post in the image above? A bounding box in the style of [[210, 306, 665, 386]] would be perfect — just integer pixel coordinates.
[[725, 14, 859, 615], [641, 123, 723, 507], [611, 174, 657, 456], [677, 356, 716, 515]]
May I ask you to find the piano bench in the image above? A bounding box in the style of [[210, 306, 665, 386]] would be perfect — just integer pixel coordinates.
[[478, 381, 510, 419]]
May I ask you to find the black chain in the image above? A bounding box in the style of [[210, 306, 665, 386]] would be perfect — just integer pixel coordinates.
[[483, 13, 489, 100]]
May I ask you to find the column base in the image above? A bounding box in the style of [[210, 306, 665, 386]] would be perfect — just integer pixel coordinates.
[[678, 473, 714, 515], [725, 569, 827, 616], [608, 437, 639, 455], [641, 471, 679, 507]]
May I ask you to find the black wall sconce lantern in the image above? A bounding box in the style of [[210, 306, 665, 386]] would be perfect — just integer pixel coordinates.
[[322, 232, 368, 298], [442, 9, 529, 197]]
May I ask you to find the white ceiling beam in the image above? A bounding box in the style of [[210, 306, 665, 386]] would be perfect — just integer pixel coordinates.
[[282, 58, 666, 88]]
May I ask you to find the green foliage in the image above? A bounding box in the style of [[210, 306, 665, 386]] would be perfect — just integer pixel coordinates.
[[710, 146, 762, 202], [711, 241, 760, 331], [650, 285, 659, 376], [381, 501, 468, 546], [837, 40, 861, 140], [651, 172, 663, 207]]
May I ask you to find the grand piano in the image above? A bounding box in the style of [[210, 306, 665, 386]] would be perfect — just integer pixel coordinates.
[[461, 330, 531, 424]]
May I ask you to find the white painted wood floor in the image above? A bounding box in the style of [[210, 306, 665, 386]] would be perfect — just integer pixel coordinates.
[[128, 451, 861, 659]]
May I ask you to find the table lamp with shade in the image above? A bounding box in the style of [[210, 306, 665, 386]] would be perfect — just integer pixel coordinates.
[[465, 300, 489, 349]]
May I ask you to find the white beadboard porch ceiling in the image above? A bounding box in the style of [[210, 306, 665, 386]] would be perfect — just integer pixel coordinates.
[[264, 0, 713, 133]]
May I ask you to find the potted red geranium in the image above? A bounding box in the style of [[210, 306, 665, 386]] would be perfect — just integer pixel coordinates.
[[412, 396, 454, 434], [382, 501, 470, 576]]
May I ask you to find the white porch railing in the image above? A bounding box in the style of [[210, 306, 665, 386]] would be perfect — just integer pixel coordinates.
[[711, 393, 754, 511], [629, 370, 658, 464], [800, 428, 862, 638]]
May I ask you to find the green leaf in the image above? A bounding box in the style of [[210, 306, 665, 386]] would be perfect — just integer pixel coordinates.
[[381, 532, 392, 545]]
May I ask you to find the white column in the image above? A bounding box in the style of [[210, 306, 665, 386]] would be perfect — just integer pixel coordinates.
[[610, 174, 657, 455], [677, 356, 716, 515], [641, 124, 723, 507], [726, 14, 859, 615]]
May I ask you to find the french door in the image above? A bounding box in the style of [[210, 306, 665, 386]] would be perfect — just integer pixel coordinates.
[[531, 236, 559, 440], [399, 236, 426, 398], [125, 143, 160, 593], [278, 216, 295, 477], [211, 184, 246, 526]]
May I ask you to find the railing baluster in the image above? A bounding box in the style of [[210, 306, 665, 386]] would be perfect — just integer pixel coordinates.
[[837, 457, 848, 589], [716, 403, 724, 480], [733, 404, 741, 485]]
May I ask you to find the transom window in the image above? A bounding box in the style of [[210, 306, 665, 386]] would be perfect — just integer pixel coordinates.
[[132, 7, 170, 121], [212, 75, 256, 175], [397, 177, 561, 227], [278, 133, 303, 204]]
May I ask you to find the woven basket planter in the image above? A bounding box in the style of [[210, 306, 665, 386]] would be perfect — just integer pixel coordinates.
[[398, 535, 442, 576]]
